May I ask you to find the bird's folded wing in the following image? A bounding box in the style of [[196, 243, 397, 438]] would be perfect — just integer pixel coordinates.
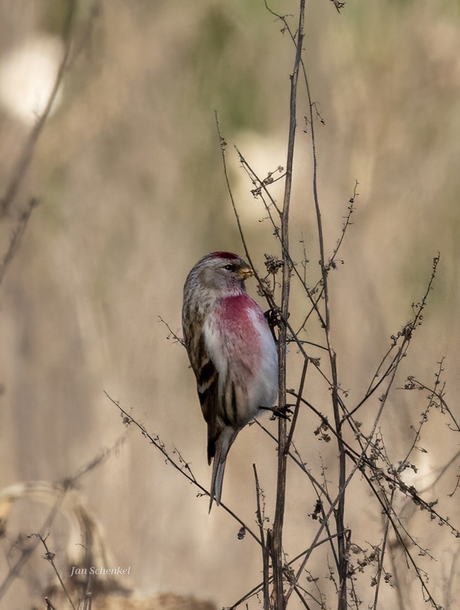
[[194, 334, 221, 464]]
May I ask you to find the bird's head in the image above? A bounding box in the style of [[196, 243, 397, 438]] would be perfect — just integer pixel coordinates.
[[190, 251, 253, 299]]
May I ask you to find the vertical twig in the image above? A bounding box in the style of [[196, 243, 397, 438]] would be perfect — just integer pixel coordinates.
[[330, 354, 347, 610], [301, 6, 349, 608], [253, 464, 270, 610], [271, 4, 305, 610], [372, 488, 395, 609], [285, 358, 308, 454]]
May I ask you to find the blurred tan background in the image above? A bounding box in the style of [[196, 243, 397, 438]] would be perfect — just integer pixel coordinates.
[[1, 0, 460, 608]]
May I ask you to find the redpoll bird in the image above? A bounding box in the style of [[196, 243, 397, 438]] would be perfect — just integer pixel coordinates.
[[182, 252, 278, 508]]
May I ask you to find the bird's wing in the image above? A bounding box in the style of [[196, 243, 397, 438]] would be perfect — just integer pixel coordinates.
[[183, 309, 223, 464], [193, 332, 222, 465]]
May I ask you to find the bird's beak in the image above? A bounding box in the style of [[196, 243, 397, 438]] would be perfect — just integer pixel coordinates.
[[238, 266, 253, 281]]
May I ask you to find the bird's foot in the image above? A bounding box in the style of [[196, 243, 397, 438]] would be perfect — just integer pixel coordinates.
[[260, 404, 293, 420], [264, 306, 282, 330]]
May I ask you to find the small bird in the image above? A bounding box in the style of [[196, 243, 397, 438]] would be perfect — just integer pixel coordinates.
[[182, 252, 278, 508]]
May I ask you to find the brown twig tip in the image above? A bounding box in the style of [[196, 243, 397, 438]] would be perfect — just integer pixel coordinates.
[[158, 316, 184, 346], [331, 0, 345, 12]]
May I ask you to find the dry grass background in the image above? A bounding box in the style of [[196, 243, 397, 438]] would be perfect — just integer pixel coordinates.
[[1, 0, 460, 608]]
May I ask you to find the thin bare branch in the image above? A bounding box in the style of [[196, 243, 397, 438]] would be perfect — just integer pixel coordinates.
[[272, 5, 305, 609], [253, 464, 270, 610], [158, 316, 184, 346], [285, 359, 308, 455], [105, 391, 262, 546]]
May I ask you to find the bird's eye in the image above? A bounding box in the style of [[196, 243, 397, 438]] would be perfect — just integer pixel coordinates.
[[223, 264, 234, 271]]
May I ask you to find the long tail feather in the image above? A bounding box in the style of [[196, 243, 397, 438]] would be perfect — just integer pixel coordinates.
[[209, 427, 238, 511]]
